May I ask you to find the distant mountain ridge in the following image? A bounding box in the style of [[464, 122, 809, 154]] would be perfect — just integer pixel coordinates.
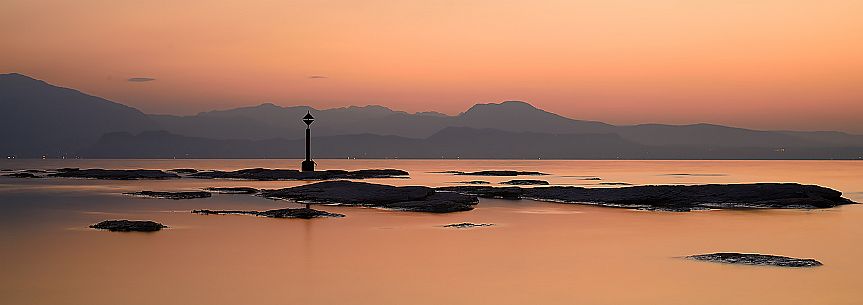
[[0, 73, 156, 156], [85, 128, 863, 160], [1, 73, 861, 159]]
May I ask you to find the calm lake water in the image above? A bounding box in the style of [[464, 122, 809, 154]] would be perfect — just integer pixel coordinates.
[[1, 160, 862, 305]]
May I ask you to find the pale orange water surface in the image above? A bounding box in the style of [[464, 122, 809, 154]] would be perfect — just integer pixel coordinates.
[[1, 160, 862, 305]]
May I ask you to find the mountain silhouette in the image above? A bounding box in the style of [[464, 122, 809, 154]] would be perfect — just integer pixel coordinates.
[[0, 73, 156, 157], [1, 73, 861, 159], [156, 99, 863, 149], [83, 128, 863, 160]]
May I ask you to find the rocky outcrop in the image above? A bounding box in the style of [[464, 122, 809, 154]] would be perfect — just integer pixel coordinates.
[[261, 181, 478, 213], [448, 170, 548, 176], [684, 253, 823, 267], [26, 167, 407, 181], [125, 190, 212, 200], [500, 179, 549, 185], [439, 183, 855, 211], [3, 172, 41, 178], [50, 168, 179, 180], [192, 208, 345, 219], [190, 168, 408, 180], [442, 222, 494, 228], [205, 187, 259, 194], [456, 180, 491, 185], [90, 220, 167, 232]]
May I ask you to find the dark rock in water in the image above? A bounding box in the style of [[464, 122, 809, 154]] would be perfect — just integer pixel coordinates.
[[457, 180, 491, 185], [442, 222, 494, 228], [205, 187, 259, 194], [23, 169, 49, 173], [3, 172, 41, 178], [192, 207, 345, 219], [501, 179, 549, 185], [262, 181, 478, 213], [685, 253, 822, 267], [581, 177, 602, 181], [599, 182, 633, 186], [90, 220, 167, 232], [126, 190, 212, 200], [0, 169, 12, 172], [662, 173, 727, 177], [168, 168, 198, 174], [439, 183, 855, 211], [452, 170, 548, 176], [446, 187, 524, 200], [50, 168, 179, 180], [190, 168, 408, 180], [638, 206, 695, 212], [256, 208, 345, 218]]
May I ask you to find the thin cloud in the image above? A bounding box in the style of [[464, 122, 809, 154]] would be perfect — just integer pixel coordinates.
[[128, 77, 156, 82], [308, 75, 328, 79]]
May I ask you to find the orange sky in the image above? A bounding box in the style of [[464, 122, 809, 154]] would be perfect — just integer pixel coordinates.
[[2, 0, 862, 133]]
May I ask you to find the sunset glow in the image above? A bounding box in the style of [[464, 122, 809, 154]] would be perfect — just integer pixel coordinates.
[[2, 0, 862, 132]]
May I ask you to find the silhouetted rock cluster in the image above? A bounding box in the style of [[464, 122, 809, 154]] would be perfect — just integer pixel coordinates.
[[15, 167, 410, 181], [685, 253, 822, 267], [205, 187, 259, 194], [90, 220, 167, 232], [500, 179, 549, 185], [439, 183, 854, 211], [442, 222, 494, 228], [192, 208, 345, 219], [190, 168, 408, 180], [450, 170, 549, 176], [599, 182, 633, 186], [125, 190, 212, 200], [456, 180, 491, 185], [262, 181, 478, 213], [3, 172, 41, 178], [50, 168, 179, 180]]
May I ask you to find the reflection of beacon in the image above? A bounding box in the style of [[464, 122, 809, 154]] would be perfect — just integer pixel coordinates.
[[301, 111, 315, 172]]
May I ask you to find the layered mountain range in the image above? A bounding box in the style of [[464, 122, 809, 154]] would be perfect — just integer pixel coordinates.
[[2, 73, 862, 159]]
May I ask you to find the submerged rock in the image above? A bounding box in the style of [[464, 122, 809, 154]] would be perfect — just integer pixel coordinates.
[[205, 187, 259, 194], [662, 173, 727, 177], [451, 170, 548, 176], [500, 179, 549, 185], [442, 222, 494, 228], [456, 180, 491, 185], [192, 207, 345, 219], [50, 168, 179, 180], [190, 168, 408, 180], [168, 168, 198, 174], [685, 253, 822, 267], [262, 180, 478, 213], [3, 172, 41, 178], [599, 182, 633, 186], [90, 220, 167, 232], [439, 183, 855, 211], [126, 190, 212, 200]]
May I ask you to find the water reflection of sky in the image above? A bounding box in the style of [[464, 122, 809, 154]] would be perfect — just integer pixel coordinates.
[[1, 159, 863, 305]]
